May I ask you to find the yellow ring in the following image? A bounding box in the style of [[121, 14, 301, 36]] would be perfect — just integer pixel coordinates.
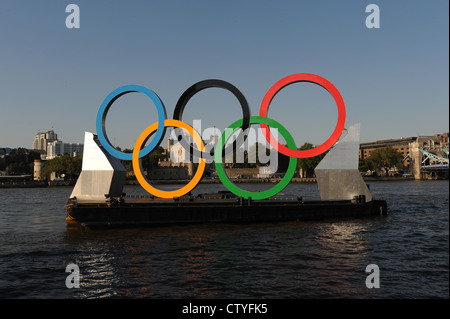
[[132, 119, 206, 199]]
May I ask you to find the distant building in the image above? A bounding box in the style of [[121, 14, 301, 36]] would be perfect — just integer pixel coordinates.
[[435, 132, 449, 147], [46, 141, 83, 159], [33, 159, 45, 181], [359, 132, 449, 167], [32, 130, 58, 153], [149, 135, 222, 180], [152, 133, 289, 180], [151, 138, 196, 179], [360, 137, 416, 166], [32, 130, 83, 160]]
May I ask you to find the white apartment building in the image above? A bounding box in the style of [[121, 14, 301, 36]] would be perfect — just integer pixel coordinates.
[[46, 140, 84, 159], [32, 130, 58, 153]]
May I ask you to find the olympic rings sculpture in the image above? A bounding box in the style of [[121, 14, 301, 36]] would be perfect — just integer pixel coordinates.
[[96, 73, 346, 200]]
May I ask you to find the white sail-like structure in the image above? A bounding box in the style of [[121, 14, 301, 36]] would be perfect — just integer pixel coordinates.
[[70, 132, 126, 201], [315, 123, 372, 202]]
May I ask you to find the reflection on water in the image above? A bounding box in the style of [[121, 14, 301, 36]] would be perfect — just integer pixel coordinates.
[[0, 181, 448, 298]]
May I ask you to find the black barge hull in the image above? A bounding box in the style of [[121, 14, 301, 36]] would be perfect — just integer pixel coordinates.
[[65, 196, 387, 227]]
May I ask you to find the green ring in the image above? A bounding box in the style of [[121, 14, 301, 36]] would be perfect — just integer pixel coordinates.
[[214, 116, 297, 200]]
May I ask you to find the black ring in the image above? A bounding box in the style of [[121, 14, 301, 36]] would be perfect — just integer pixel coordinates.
[[172, 79, 251, 160]]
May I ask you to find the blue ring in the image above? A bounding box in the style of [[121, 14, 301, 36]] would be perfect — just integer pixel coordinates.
[[96, 85, 167, 160]]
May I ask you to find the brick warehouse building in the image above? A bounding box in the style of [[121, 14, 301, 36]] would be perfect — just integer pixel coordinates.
[[360, 137, 416, 166], [359, 133, 449, 167]]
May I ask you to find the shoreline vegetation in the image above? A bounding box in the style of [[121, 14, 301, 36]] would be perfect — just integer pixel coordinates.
[[2, 175, 443, 189]]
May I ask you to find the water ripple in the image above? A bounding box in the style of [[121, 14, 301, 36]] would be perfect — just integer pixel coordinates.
[[0, 181, 448, 298]]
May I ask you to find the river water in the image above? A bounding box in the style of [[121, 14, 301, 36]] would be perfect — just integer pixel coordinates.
[[0, 180, 448, 299]]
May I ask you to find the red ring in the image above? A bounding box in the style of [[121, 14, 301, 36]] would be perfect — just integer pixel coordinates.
[[259, 73, 346, 158]]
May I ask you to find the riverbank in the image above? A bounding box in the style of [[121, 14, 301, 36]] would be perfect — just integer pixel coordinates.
[[1, 175, 442, 189], [130, 176, 417, 185], [0, 180, 75, 189]]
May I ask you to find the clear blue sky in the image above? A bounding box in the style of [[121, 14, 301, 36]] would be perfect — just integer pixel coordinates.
[[0, 0, 448, 150]]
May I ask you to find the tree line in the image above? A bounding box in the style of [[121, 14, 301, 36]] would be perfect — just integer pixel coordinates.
[[0, 148, 41, 175], [359, 146, 404, 175], [1, 144, 405, 179], [43, 154, 82, 180], [0, 148, 83, 180]]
